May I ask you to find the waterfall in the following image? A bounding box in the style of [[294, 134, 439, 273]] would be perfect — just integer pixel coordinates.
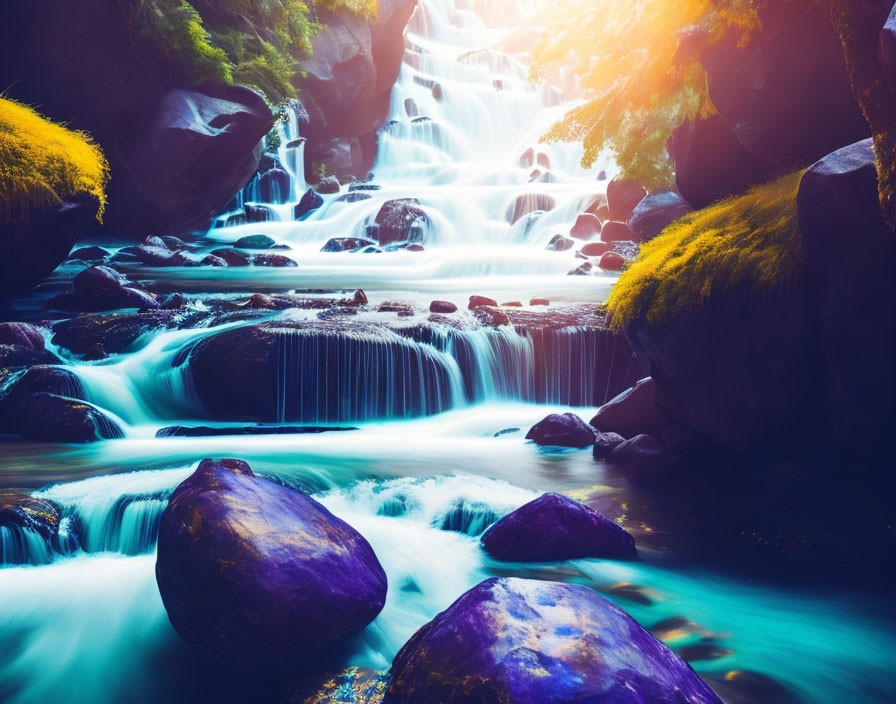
[[0, 525, 54, 566]]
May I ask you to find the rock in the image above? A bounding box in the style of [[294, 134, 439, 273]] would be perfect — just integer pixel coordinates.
[[429, 300, 457, 313], [155, 458, 387, 669], [295, 188, 325, 219], [581, 242, 612, 257], [252, 253, 297, 268], [161, 293, 188, 309], [592, 431, 626, 460], [51, 311, 177, 357], [210, 248, 251, 267], [570, 213, 602, 239], [525, 412, 596, 448], [568, 262, 594, 276], [0, 366, 85, 420], [0, 495, 61, 541], [468, 295, 498, 309], [546, 234, 575, 251], [627, 192, 693, 241], [256, 167, 291, 203], [0, 323, 45, 351], [385, 578, 723, 704], [13, 392, 123, 442], [601, 221, 637, 242], [234, 234, 277, 250], [797, 138, 896, 444], [244, 203, 275, 223], [161, 236, 188, 251], [108, 81, 273, 235], [374, 199, 428, 245], [608, 434, 678, 480], [67, 245, 110, 263], [703, 670, 803, 704], [519, 147, 535, 168], [598, 251, 625, 271], [200, 254, 227, 268], [0, 193, 100, 299], [321, 237, 376, 252], [480, 493, 635, 561], [472, 306, 511, 328], [668, 116, 775, 209], [606, 179, 647, 221], [529, 298, 549, 306], [70, 265, 159, 311], [590, 378, 670, 439], [506, 193, 556, 224], [336, 192, 373, 203], [316, 176, 341, 194]]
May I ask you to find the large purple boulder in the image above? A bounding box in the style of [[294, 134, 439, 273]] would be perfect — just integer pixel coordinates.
[[155, 458, 388, 670], [480, 493, 635, 561], [525, 412, 596, 448], [627, 192, 693, 241], [384, 578, 723, 704]]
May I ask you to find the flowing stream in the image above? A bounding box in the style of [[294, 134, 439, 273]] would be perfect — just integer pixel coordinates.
[[1, 1, 895, 703]]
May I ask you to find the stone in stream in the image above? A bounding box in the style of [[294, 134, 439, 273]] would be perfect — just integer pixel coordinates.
[[0, 366, 85, 422], [598, 251, 625, 271], [581, 241, 612, 257], [321, 237, 376, 252], [295, 188, 325, 219], [384, 578, 723, 704], [570, 213, 602, 239], [251, 253, 297, 268], [601, 220, 638, 243], [54, 265, 160, 313], [317, 176, 341, 194], [468, 294, 497, 309], [591, 378, 672, 439], [0, 322, 46, 351], [210, 247, 252, 267], [429, 300, 457, 313], [256, 167, 291, 203], [592, 431, 626, 460], [374, 199, 429, 245], [480, 493, 635, 561], [0, 494, 61, 542], [234, 234, 277, 250], [607, 178, 648, 221], [546, 234, 575, 251], [67, 245, 110, 263], [11, 392, 123, 442], [526, 412, 596, 448], [155, 458, 387, 670], [608, 434, 678, 480]]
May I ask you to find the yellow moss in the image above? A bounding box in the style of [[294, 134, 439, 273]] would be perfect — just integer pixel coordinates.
[[0, 98, 109, 225], [606, 171, 803, 328]]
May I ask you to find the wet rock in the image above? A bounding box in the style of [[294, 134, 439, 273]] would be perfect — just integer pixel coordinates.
[[210, 248, 251, 267], [374, 199, 428, 245], [590, 378, 671, 439], [161, 293, 188, 309], [256, 167, 291, 203], [297, 667, 389, 704], [13, 392, 123, 442], [0, 495, 61, 541], [51, 311, 177, 357], [608, 434, 677, 480], [317, 176, 341, 194], [67, 246, 110, 263], [601, 220, 638, 242], [429, 300, 457, 314], [385, 578, 722, 704], [322, 237, 376, 253], [200, 254, 227, 268], [244, 203, 275, 223], [592, 431, 626, 460], [336, 192, 372, 204], [506, 193, 556, 224], [519, 147, 535, 168], [526, 412, 596, 448], [567, 262, 594, 276], [472, 306, 511, 328], [529, 298, 549, 306], [155, 458, 388, 669], [0, 323, 46, 351], [234, 234, 277, 250], [252, 253, 297, 268], [481, 493, 635, 561], [598, 251, 625, 271], [342, 289, 369, 307], [628, 192, 693, 241], [0, 366, 85, 421], [468, 295, 498, 309], [581, 241, 612, 257], [570, 213, 602, 240], [161, 236, 188, 251], [61, 265, 159, 312], [607, 178, 647, 221], [546, 234, 575, 251], [295, 188, 325, 219]]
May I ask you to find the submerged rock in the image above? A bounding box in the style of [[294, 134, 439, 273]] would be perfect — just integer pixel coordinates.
[[526, 412, 596, 448], [322, 237, 376, 253], [480, 493, 635, 561], [384, 578, 723, 704], [155, 458, 387, 670]]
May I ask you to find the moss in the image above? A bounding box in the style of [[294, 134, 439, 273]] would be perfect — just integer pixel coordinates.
[[0, 98, 109, 225], [606, 171, 803, 328]]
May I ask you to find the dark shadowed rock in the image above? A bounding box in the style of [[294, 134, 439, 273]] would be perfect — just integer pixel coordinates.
[[13, 392, 123, 442], [608, 434, 678, 480], [155, 458, 387, 670], [0, 366, 85, 421], [256, 167, 291, 203], [295, 188, 325, 219], [607, 179, 647, 221], [480, 493, 635, 561], [374, 199, 428, 245], [252, 253, 297, 268], [52, 311, 177, 357], [67, 245, 110, 263], [385, 578, 723, 704], [210, 248, 251, 267], [322, 237, 376, 252], [0, 323, 46, 351], [526, 412, 596, 448], [592, 431, 626, 460], [590, 378, 671, 439], [0, 324, 61, 368], [67, 265, 160, 311], [628, 192, 693, 241], [244, 203, 275, 223]]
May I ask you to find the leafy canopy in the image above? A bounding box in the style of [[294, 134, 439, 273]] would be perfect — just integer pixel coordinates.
[[0, 98, 109, 225], [530, 0, 761, 189], [606, 170, 803, 328]]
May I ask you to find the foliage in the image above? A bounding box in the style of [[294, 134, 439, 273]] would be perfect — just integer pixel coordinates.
[[132, 1, 377, 105], [0, 98, 109, 225], [606, 170, 803, 327], [530, 0, 762, 189]]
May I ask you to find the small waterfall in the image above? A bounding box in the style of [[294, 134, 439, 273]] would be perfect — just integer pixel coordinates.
[[0, 525, 54, 566]]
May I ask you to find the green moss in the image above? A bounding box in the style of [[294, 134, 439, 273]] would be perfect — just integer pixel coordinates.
[[606, 171, 803, 328], [0, 98, 109, 225]]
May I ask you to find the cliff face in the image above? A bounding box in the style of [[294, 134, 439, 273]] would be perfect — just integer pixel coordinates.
[[0, 0, 415, 237]]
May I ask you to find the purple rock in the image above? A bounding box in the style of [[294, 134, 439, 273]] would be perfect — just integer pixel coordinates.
[[385, 578, 723, 704], [593, 431, 626, 460], [481, 493, 634, 561], [155, 458, 388, 670], [526, 412, 596, 448]]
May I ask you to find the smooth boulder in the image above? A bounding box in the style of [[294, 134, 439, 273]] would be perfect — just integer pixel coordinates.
[[627, 192, 693, 241], [374, 199, 428, 245], [526, 412, 596, 448], [590, 378, 671, 439], [606, 178, 647, 221], [12, 392, 123, 443], [480, 493, 635, 561], [155, 458, 388, 670], [384, 578, 723, 704]]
